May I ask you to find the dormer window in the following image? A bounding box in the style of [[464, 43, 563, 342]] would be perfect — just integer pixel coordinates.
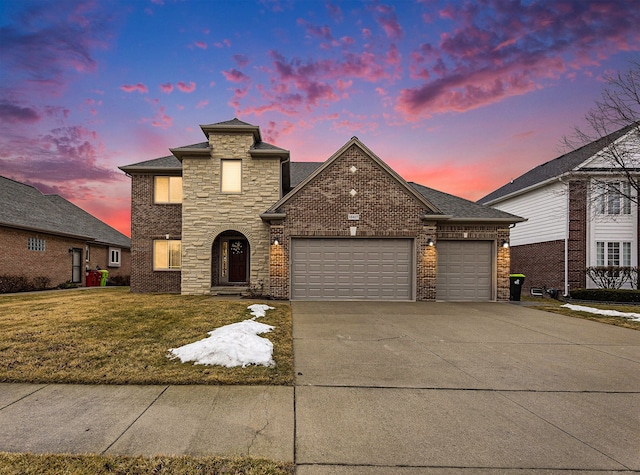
[[221, 160, 242, 193]]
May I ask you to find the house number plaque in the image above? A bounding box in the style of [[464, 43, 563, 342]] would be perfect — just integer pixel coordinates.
[[348, 214, 360, 221]]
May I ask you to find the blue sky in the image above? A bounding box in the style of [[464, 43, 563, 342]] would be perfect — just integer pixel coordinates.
[[1, 0, 639, 235]]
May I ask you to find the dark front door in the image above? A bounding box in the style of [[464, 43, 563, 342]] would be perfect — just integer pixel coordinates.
[[228, 239, 247, 282]]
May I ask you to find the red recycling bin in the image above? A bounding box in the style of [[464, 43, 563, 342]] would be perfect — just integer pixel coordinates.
[[86, 270, 101, 287]]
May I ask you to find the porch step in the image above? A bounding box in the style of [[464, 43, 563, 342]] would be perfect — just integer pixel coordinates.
[[211, 286, 249, 297]]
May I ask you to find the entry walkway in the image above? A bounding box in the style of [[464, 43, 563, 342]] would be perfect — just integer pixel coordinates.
[[1, 301, 639, 473]]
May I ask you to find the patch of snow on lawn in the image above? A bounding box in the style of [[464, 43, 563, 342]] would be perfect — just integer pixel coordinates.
[[168, 305, 276, 368], [562, 304, 640, 322]]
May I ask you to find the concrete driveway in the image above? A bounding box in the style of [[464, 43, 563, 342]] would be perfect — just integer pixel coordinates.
[[293, 301, 640, 474]]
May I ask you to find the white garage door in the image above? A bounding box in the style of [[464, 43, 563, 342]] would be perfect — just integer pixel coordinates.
[[291, 238, 412, 300], [436, 241, 492, 301]]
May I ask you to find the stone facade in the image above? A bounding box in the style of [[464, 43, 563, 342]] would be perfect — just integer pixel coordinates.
[[180, 132, 281, 295]]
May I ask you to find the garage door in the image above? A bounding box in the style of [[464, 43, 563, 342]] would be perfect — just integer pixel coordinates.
[[436, 241, 492, 301], [291, 238, 412, 300]]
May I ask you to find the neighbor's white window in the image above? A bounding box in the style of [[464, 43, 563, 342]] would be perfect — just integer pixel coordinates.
[[221, 160, 242, 192], [154, 176, 183, 203], [154, 240, 181, 270], [594, 181, 631, 215], [108, 247, 121, 267], [596, 241, 631, 266]]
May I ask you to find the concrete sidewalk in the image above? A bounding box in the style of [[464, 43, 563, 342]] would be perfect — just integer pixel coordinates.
[[0, 384, 294, 461], [1, 301, 639, 474]]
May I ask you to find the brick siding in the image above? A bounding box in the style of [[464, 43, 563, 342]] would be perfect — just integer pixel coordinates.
[[268, 144, 512, 301], [510, 240, 565, 294], [0, 226, 130, 288], [568, 180, 587, 290], [130, 174, 182, 293]]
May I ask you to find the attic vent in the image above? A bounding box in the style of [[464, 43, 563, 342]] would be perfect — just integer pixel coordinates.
[[350, 166, 357, 173]]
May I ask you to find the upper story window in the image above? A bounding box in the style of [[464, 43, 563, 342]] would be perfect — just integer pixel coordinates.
[[155, 176, 183, 203], [28, 237, 46, 251], [109, 247, 121, 267], [594, 181, 631, 215], [221, 160, 242, 193]]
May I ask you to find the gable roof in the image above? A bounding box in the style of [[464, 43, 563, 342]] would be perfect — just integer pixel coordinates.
[[0, 176, 131, 248], [264, 137, 441, 215], [479, 123, 638, 205]]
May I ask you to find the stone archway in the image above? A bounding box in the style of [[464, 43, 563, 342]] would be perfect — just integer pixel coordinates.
[[211, 230, 251, 286]]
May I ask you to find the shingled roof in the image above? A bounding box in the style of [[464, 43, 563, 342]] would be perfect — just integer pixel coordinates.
[[479, 123, 637, 205], [0, 176, 131, 248], [410, 182, 523, 222]]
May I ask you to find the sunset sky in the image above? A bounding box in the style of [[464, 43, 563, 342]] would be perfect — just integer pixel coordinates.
[[1, 0, 639, 237]]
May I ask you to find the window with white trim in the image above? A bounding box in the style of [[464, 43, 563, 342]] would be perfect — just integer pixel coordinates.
[[221, 160, 242, 193], [109, 247, 121, 267], [594, 181, 631, 215], [28, 237, 46, 251], [154, 176, 183, 203], [596, 241, 631, 266], [154, 240, 181, 270]]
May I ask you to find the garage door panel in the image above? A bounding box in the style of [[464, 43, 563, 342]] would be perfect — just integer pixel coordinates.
[[291, 238, 412, 300], [437, 241, 492, 301]]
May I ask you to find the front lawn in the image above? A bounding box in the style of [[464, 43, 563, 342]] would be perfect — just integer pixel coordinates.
[[0, 288, 293, 385], [524, 297, 640, 330]]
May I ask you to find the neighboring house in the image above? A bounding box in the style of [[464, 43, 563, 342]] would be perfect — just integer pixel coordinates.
[[0, 175, 131, 289], [479, 123, 639, 295], [120, 118, 522, 301]]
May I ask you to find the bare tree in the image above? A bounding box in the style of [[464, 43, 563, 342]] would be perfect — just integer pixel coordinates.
[[563, 60, 640, 205]]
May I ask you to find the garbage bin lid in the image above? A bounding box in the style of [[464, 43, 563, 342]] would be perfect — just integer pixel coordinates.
[[99, 270, 108, 274], [509, 273, 525, 277]]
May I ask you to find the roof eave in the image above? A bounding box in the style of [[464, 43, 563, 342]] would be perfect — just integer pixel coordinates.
[[119, 165, 182, 174], [0, 221, 95, 241], [170, 147, 211, 162], [250, 148, 291, 161], [481, 173, 570, 206]]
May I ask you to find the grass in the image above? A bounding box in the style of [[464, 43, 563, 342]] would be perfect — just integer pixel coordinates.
[[522, 296, 640, 330], [0, 287, 293, 385], [0, 453, 294, 475]]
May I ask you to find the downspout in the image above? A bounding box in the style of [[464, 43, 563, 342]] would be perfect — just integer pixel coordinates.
[[559, 177, 569, 297]]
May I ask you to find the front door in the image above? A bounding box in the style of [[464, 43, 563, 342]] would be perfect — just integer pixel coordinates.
[[71, 248, 82, 283], [228, 239, 247, 282]]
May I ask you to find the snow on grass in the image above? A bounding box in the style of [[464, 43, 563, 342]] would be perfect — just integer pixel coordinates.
[[168, 304, 276, 368], [562, 303, 640, 322]]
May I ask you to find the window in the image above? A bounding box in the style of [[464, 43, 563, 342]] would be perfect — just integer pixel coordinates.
[[154, 240, 181, 270], [221, 160, 242, 192], [109, 247, 121, 267], [28, 237, 46, 251], [594, 181, 631, 215], [596, 241, 631, 266], [154, 176, 183, 203]]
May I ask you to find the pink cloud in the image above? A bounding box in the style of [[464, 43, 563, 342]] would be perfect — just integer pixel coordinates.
[[233, 54, 250, 67], [120, 83, 148, 94], [397, 0, 640, 119], [214, 39, 231, 48], [159, 82, 173, 94], [176, 81, 196, 93], [222, 68, 250, 83], [297, 18, 333, 41], [195, 100, 209, 109], [194, 41, 207, 49], [372, 3, 403, 40], [150, 106, 172, 128], [0, 102, 41, 123]]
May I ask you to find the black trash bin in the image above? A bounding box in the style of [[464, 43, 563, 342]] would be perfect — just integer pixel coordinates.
[[509, 274, 525, 301]]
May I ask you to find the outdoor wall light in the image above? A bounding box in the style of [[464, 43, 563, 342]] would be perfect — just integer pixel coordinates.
[[501, 240, 509, 248], [427, 238, 434, 246], [273, 238, 280, 246]]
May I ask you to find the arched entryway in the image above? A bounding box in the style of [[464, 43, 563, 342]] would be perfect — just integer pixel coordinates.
[[211, 230, 250, 286]]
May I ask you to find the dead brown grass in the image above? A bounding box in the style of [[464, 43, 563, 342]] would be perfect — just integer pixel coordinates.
[[0, 288, 293, 385], [0, 452, 295, 475], [523, 297, 640, 330]]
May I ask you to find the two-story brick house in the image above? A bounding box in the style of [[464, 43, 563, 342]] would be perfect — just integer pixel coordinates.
[[120, 119, 522, 301]]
